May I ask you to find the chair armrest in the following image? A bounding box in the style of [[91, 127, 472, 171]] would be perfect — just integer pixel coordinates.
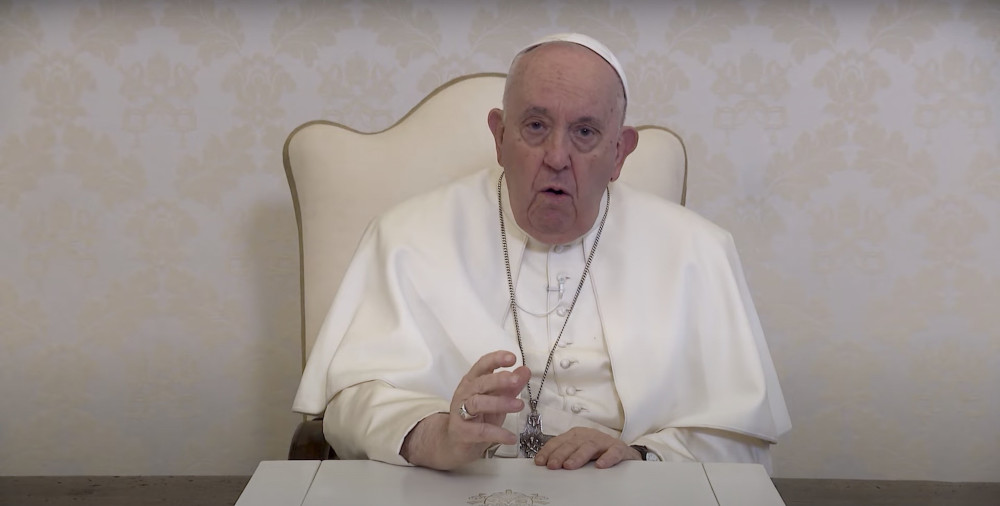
[[288, 417, 337, 460]]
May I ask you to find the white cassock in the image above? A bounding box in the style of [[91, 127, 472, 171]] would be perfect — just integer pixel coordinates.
[[293, 167, 791, 473]]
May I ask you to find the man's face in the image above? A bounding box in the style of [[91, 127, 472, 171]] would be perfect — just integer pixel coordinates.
[[488, 43, 638, 245]]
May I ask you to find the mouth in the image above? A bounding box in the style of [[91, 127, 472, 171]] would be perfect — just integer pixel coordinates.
[[542, 186, 569, 196]]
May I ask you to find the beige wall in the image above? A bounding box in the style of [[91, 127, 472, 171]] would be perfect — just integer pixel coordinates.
[[1, 0, 997, 480]]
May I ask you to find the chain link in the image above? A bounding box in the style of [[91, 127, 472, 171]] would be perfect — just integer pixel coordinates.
[[497, 173, 610, 409]]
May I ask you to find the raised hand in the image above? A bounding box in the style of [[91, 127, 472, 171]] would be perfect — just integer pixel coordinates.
[[400, 350, 530, 470]]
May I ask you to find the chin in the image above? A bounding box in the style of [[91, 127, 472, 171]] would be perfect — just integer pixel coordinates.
[[528, 223, 578, 245], [524, 206, 580, 242]]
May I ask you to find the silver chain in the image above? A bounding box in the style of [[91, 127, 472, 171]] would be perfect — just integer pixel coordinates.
[[497, 173, 609, 411]]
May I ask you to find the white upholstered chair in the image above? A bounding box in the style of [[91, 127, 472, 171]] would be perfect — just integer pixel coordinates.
[[283, 73, 687, 459]]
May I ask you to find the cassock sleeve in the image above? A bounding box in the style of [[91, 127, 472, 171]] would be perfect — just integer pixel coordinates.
[[630, 427, 774, 474], [323, 380, 450, 465]]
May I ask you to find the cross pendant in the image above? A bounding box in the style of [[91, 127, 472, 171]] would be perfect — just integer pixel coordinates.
[[518, 405, 552, 458]]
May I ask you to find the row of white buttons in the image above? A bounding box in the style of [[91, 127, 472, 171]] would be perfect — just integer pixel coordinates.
[[559, 359, 582, 410], [546, 247, 587, 418]]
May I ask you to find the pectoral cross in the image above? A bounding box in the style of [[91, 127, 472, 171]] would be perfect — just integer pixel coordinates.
[[519, 400, 552, 458]]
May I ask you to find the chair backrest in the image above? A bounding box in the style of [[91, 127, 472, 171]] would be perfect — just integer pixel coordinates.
[[283, 73, 688, 361]]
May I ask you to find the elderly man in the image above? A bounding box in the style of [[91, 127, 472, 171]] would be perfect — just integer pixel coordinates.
[[293, 33, 790, 473]]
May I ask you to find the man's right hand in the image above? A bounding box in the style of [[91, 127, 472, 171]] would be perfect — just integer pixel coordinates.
[[400, 350, 530, 470]]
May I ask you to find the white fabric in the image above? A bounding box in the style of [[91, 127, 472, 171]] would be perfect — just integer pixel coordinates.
[[294, 167, 791, 462], [323, 381, 774, 472], [520, 32, 630, 104], [491, 188, 624, 458], [511, 236, 623, 434], [283, 75, 685, 358]]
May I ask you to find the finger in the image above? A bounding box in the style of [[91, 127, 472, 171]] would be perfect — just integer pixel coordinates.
[[535, 429, 572, 466], [455, 354, 522, 405], [594, 445, 631, 469], [551, 439, 602, 470], [532, 433, 558, 466], [506, 365, 531, 392], [460, 393, 524, 418], [465, 367, 529, 397], [466, 350, 518, 379], [450, 418, 519, 446], [533, 433, 575, 468], [454, 367, 531, 417]]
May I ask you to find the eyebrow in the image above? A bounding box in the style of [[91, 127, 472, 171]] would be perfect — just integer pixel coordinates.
[[518, 106, 550, 121], [518, 106, 605, 127]]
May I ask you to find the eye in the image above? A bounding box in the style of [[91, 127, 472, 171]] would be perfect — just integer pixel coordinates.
[[574, 125, 600, 141], [520, 120, 548, 144], [571, 125, 601, 151]]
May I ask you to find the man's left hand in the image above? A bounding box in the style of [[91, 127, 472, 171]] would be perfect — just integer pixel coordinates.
[[533, 427, 641, 470]]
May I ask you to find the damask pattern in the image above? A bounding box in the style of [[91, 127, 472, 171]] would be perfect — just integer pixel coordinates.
[[0, 0, 996, 480]]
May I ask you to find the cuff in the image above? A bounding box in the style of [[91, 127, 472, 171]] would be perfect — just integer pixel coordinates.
[[324, 381, 450, 466]]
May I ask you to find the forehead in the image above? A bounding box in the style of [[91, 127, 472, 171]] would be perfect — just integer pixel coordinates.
[[506, 43, 623, 122]]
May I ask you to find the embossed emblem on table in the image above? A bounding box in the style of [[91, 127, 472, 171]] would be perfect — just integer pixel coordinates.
[[467, 489, 550, 505]]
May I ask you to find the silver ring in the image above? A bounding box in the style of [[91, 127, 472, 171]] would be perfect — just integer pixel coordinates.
[[458, 402, 478, 421]]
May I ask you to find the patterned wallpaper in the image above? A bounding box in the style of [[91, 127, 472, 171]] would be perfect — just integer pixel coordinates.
[[0, 0, 997, 480]]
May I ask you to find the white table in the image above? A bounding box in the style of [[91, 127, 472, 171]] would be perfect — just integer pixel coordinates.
[[236, 459, 785, 505]]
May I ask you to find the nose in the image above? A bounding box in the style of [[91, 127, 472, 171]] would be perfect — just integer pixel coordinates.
[[542, 130, 571, 171]]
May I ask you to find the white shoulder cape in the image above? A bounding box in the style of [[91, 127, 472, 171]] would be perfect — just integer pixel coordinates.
[[293, 168, 791, 444]]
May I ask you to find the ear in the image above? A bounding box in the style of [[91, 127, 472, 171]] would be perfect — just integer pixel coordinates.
[[487, 108, 505, 166], [610, 126, 639, 181]]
